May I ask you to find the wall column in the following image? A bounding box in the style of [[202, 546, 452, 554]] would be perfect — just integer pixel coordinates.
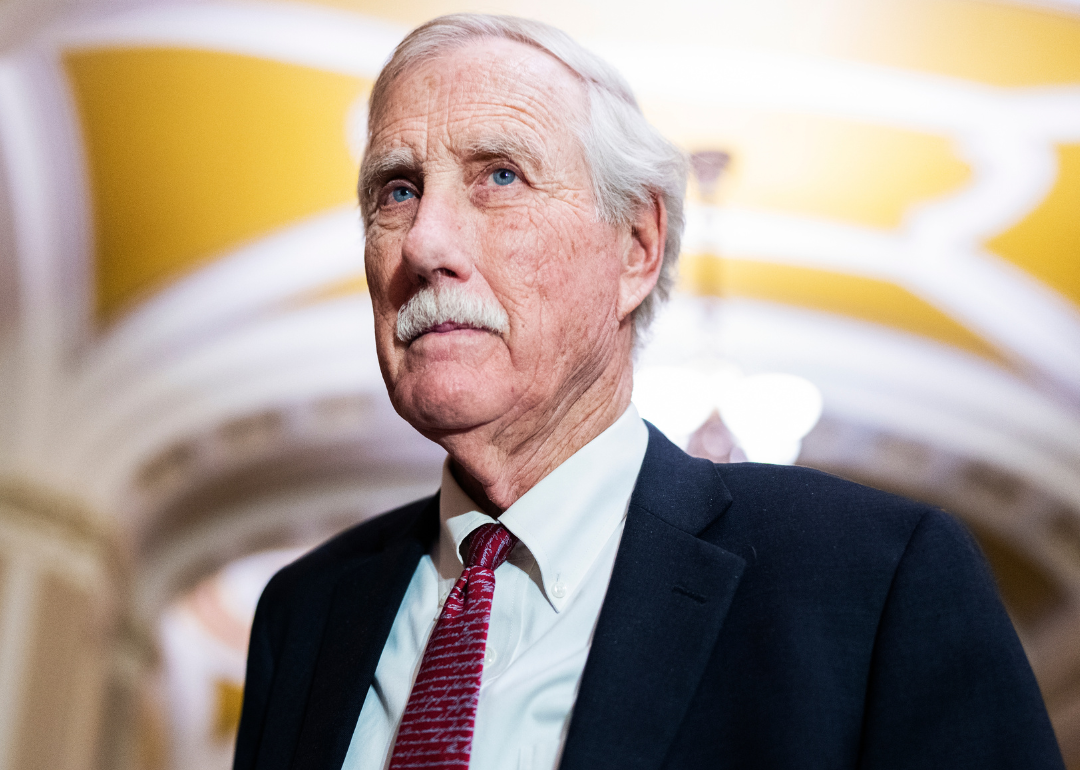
[[0, 482, 127, 770]]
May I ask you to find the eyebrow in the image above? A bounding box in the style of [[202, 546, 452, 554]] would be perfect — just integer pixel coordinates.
[[459, 134, 546, 171]]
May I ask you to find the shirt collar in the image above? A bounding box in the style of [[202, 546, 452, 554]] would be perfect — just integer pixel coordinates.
[[437, 404, 649, 612]]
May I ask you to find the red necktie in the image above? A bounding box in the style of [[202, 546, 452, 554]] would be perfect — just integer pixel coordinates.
[[388, 523, 518, 770]]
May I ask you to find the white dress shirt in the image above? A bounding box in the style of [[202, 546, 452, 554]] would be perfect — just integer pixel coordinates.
[[341, 405, 649, 770]]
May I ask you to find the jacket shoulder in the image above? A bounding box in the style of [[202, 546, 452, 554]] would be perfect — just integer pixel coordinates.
[[716, 461, 928, 517], [712, 461, 935, 548], [706, 462, 969, 603]]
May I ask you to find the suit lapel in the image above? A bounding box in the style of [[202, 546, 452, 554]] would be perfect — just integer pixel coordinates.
[[559, 425, 746, 770], [289, 497, 439, 770]]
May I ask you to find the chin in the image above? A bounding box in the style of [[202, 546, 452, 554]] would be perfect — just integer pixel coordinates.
[[390, 369, 509, 436]]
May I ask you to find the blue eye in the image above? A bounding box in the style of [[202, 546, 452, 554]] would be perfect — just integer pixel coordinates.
[[492, 168, 517, 186], [391, 186, 415, 203]]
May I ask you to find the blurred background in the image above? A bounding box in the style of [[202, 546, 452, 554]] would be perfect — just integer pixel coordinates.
[[1, 0, 1079, 767]]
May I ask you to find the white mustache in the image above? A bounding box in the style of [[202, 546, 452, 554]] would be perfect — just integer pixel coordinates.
[[396, 285, 510, 343]]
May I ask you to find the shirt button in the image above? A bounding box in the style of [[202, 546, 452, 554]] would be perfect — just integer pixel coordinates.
[[484, 648, 497, 665], [551, 581, 567, 599]]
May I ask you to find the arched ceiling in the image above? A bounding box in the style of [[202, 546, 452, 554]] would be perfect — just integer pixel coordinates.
[[11, 0, 1069, 385], [0, 0, 1075, 566]]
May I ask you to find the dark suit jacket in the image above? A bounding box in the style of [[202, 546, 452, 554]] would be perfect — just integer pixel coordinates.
[[234, 424, 1064, 770]]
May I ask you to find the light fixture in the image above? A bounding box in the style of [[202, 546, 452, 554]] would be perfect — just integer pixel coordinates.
[[633, 366, 823, 465]]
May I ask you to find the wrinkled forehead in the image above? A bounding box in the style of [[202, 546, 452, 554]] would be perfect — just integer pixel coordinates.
[[366, 38, 588, 158]]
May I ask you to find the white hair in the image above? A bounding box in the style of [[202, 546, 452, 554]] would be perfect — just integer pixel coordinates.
[[396, 284, 510, 343], [359, 13, 688, 336]]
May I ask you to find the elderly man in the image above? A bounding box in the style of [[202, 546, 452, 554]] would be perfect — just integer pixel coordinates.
[[234, 14, 1063, 770]]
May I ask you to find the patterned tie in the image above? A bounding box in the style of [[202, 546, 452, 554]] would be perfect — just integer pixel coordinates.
[[389, 523, 518, 770]]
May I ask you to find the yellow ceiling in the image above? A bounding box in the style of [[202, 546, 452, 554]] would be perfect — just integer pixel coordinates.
[[987, 144, 1080, 308], [295, 0, 1080, 87], [65, 49, 370, 324], [59, 0, 1079, 364], [652, 105, 970, 228], [679, 253, 1006, 363]]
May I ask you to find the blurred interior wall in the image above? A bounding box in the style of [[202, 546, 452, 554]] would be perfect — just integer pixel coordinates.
[[2, 0, 1080, 768]]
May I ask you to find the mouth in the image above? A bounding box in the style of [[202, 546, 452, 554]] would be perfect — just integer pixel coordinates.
[[409, 322, 493, 343]]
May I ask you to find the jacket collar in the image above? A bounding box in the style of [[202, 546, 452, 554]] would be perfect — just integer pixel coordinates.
[[558, 423, 746, 770], [629, 421, 735, 534]]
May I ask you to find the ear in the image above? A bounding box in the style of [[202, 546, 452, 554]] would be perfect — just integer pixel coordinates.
[[617, 193, 667, 322]]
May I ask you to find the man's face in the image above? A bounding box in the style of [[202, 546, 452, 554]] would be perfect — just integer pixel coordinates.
[[363, 39, 634, 440]]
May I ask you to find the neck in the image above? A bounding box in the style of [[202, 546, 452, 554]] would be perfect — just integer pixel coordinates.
[[442, 348, 635, 516]]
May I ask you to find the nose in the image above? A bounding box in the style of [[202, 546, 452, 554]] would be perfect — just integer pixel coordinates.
[[400, 185, 474, 287]]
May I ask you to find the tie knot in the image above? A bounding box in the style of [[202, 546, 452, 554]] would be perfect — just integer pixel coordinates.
[[465, 523, 517, 570]]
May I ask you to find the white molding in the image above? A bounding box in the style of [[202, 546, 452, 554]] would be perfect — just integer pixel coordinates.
[[601, 43, 1080, 139], [56, 296, 391, 509], [0, 61, 63, 473], [48, 0, 404, 77], [0, 49, 93, 479], [67, 206, 366, 411], [684, 205, 1080, 389]]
